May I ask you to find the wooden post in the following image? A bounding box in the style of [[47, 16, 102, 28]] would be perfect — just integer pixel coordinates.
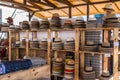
[[47, 29, 51, 65], [113, 28, 119, 80], [26, 30, 29, 58], [103, 30, 109, 71], [54, 31, 58, 59], [8, 30, 12, 61], [80, 30, 85, 76], [47, 29, 51, 79], [33, 31, 37, 57], [75, 28, 79, 80], [15, 32, 20, 59]]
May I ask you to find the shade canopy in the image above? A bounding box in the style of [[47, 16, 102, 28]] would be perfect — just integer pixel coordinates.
[[0, 0, 120, 18]]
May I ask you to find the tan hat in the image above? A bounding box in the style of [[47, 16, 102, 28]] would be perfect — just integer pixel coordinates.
[[85, 66, 93, 72], [102, 71, 110, 77], [103, 4, 114, 11]]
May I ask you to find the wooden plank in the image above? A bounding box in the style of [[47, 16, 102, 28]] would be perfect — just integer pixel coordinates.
[[75, 28, 80, 80], [80, 30, 85, 77], [103, 30, 109, 71], [26, 30, 29, 58], [15, 32, 20, 59], [113, 28, 119, 80], [47, 29, 51, 65], [0, 65, 50, 80], [33, 31, 37, 57], [8, 30, 12, 61]]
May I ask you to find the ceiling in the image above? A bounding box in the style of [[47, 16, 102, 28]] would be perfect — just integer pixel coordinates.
[[0, 0, 120, 18]]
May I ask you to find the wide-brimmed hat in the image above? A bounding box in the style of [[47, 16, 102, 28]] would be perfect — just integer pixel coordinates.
[[103, 4, 114, 11]]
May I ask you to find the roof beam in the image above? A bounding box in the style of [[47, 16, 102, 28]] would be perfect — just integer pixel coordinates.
[[29, 1, 54, 7], [82, 0, 100, 13], [43, 0, 58, 8], [27, 0, 44, 10], [35, 0, 120, 12], [76, 7, 85, 15], [0, 3, 32, 12], [0, 0, 36, 10], [55, 0, 73, 6]]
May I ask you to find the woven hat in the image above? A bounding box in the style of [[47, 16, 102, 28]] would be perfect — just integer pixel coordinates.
[[103, 4, 114, 11], [54, 38, 61, 42], [64, 20, 72, 24], [55, 58, 63, 62], [66, 37, 74, 42], [76, 17, 84, 21], [67, 59, 74, 65], [86, 41, 94, 45], [102, 42, 110, 47], [88, 18, 96, 21], [102, 71, 110, 77], [53, 13, 60, 17], [85, 66, 93, 72], [33, 38, 38, 41], [41, 38, 47, 42]]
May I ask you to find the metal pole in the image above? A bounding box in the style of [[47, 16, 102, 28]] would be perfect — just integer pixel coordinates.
[[29, 12, 31, 21], [69, 5, 72, 18], [87, 2, 90, 21]]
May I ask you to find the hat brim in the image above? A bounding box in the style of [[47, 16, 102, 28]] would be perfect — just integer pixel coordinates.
[[102, 8, 114, 11]]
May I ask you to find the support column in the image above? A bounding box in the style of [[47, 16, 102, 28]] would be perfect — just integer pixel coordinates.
[[26, 30, 29, 58], [113, 28, 119, 80], [75, 28, 80, 80], [15, 32, 20, 59], [103, 30, 109, 71]]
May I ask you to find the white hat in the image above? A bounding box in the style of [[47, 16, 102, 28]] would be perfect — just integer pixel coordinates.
[[88, 18, 96, 21], [41, 38, 47, 41], [54, 38, 61, 42], [85, 66, 93, 72], [76, 17, 84, 21], [66, 37, 74, 42], [103, 4, 114, 11]]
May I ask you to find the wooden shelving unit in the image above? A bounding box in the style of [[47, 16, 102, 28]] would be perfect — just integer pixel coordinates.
[[7, 28, 120, 80]]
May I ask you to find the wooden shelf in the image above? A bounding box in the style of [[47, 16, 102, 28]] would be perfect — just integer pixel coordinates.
[[0, 46, 8, 48], [52, 49, 75, 52], [29, 48, 47, 51]]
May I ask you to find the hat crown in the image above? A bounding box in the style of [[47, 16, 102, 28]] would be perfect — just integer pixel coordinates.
[[104, 4, 113, 10]]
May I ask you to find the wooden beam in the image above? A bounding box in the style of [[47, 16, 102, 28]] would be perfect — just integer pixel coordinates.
[[9, 30, 12, 61], [0, 3, 32, 12], [35, 0, 120, 12], [44, 0, 58, 8], [26, 30, 29, 58], [103, 30, 109, 71], [113, 28, 119, 80], [76, 7, 85, 15], [82, 0, 100, 13], [55, 0, 73, 6], [27, 0, 44, 10], [30, 0, 55, 7], [75, 28, 80, 80], [61, 10, 68, 16]]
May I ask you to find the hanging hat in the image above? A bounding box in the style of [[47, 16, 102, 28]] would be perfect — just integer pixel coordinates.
[[102, 71, 110, 77], [103, 4, 114, 11], [66, 37, 74, 42], [85, 66, 93, 72]]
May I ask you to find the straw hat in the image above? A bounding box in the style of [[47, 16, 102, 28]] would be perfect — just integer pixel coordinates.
[[76, 17, 84, 21], [85, 66, 93, 72], [88, 18, 96, 21], [86, 41, 94, 45], [54, 38, 61, 42], [66, 37, 74, 42], [103, 4, 114, 11], [41, 38, 47, 42], [102, 42, 110, 47], [55, 58, 63, 62], [102, 71, 110, 77]]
